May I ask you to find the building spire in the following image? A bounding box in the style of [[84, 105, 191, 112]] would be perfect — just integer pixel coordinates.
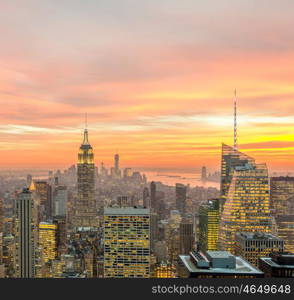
[[234, 89, 238, 151], [82, 113, 90, 145]]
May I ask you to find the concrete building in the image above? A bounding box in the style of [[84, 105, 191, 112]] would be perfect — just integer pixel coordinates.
[[179, 250, 264, 278], [235, 232, 284, 267]]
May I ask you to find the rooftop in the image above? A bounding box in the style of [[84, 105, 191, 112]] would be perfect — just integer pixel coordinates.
[[237, 232, 282, 241], [104, 207, 150, 216], [180, 254, 263, 275], [206, 251, 233, 259]]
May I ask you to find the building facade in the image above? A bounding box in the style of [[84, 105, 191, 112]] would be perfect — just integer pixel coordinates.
[[15, 189, 36, 278], [39, 222, 57, 263], [219, 162, 272, 253], [198, 198, 220, 252], [220, 144, 255, 208], [235, 232, 284, 267], [104, 207, 150, 278], [176, 183, 187, 215], [73, 128, 97, 228]]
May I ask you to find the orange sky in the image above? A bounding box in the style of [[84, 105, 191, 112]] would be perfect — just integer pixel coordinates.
[[0, 1, 294, 173]]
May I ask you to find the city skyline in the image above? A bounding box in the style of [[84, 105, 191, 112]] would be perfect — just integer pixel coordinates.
[[0, 1, 294, 171]]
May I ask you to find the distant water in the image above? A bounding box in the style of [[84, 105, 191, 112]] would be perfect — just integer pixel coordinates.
[[7, 169, 220, 189], [142, 171, 220, 189]]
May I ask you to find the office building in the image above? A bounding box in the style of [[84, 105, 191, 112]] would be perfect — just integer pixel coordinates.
[[153, 261, 176, 278], [179, 250, 263, 278], [150, 181, 156, 212], [220, 144, 255, 208], [179, 219, 194, 254], [198, 199, 220, 252], [73, 128, 97, 228], [235, 232, 284, 267], [15, 189, 36, 278], [53, 186, 68, 217], [104, 207, 150, 278], [34, 181, 52, 219], [275, 215, 294, 253], [270, 177, 294, 216], [270, 177, 294, 253], [143, 187, 150, 208], [201, 166, 207, 181], [259, 252, 294, 277], [219, 162, 272, 253], [176, 183, 187, 215], [39, 222, 57, 263]]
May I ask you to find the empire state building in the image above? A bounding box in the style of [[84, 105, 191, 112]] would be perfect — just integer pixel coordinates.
[[73, 128, 97, 228]]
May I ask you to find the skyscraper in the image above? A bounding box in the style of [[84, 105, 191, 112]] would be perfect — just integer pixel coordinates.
[[34, 181, 52, 220], [270, 177, 294, 253], [39, 222, 57, 263], [15, 188, 36, 278], [73, 128, 97, 228], [143, 187, 150, 208], [270, 177, 294, 216], [179, 219, 194, 254], [104, 207, 150, 278], [198, 198, 220, 252], [115, 153, 119, 172], [220, 144, 255, 208], [0, 196, 3, 235], [176, 183, 187, 215], [53, 186, 68, 217], [219, 162, 272, 253], [275, 215, 294, 253], [201, 166, 207, 181], [150, 181, 156, 212]]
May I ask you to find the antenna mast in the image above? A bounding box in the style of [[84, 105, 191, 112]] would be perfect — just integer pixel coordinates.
[[234, 89, 237, 151]]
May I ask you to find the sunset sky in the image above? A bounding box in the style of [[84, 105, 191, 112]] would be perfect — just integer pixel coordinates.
[[0, 0, 294, 172]]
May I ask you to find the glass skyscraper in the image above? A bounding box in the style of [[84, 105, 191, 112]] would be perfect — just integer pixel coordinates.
[[219, 162, 272, 253], [220, 143, 255, 208], [198, 198, 220, 252]]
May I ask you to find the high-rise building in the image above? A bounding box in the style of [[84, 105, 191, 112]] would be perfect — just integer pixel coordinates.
[[34, 181, 52, 220], [114, 153, 119, 171], [15, 188, 36, 278], [26, 174, 33, 188], [220, 144, 255, 208], [270, 177, 294, 216], [74, 128, 97, 228], [235, 232, 284, 267], [275, 215, 294, 253], [219, 162, 272, 253], [104, 207, 150, 278], [117, 196, 128, 207], [176, 183, 187, 215], [0, 196, 3, 235], [143, 187, 150, 208], [198, 199, 220, 252], [179, 220, 194, 254], [39, 222, 57, 263], [153, 261, 176, 278], [150, 181, 156, 212], [259, 252, 294, 278], [53, 186, 68, 217], [270, 177, 294, 253], [53, 216, 67, 256], [201, 166, 207, 181]]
